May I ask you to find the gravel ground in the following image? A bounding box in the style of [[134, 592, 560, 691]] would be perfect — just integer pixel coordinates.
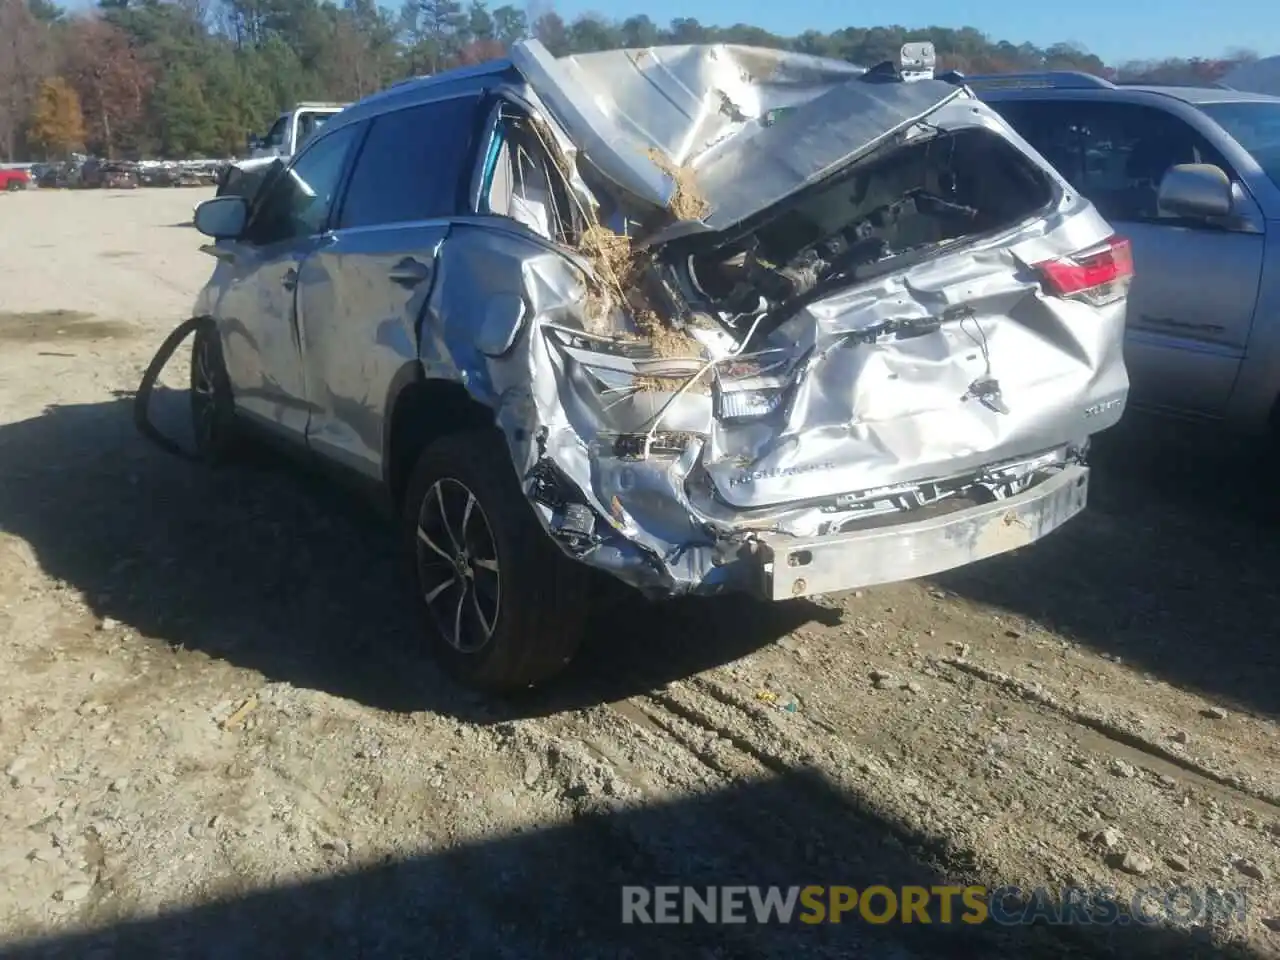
[[0, 188, 1278, 959]]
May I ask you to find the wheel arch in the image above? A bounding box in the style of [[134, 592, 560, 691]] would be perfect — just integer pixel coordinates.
[[382, 364, 497, 510]]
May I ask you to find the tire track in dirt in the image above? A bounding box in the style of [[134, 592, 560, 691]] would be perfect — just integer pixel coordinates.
[[507, 711, 882, 958], [542, 683, 1019, 957], [940, 656, 1280, 812], [569, 664, 1276, 958]]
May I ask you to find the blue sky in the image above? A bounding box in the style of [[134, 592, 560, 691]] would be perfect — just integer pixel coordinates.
[[64, 0, 1277, 65], [547, 0, 1276, 65]]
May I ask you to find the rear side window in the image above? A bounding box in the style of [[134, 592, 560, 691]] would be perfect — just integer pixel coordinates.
[[296, 111, 328, 145], [483, 108, 584, 245], [989, 100, 1230, 223], [338, 97, 481, 230]]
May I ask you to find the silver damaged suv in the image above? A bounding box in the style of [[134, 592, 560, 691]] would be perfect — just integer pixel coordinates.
[[188, 41, 1132, 691]]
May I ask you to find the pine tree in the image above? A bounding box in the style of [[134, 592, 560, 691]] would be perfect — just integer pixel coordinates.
[[155, 67, 217, 157]]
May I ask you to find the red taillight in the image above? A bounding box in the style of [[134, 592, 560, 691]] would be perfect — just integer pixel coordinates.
[[1034, 236, 1133, 306]]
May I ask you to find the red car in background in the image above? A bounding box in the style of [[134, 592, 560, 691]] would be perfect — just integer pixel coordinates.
[[0, 168, 31, 191]]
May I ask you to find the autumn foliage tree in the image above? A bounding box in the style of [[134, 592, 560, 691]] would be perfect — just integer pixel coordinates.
[[27, 75, 84, 157], [63, 17, 152, 159]]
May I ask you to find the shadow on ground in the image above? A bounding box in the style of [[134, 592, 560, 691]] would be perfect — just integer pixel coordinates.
[[0, 768, 1260, 960], [935, 412, 1280, 719], [0, 391, 833, 722], [2, 393, 1277, 722]]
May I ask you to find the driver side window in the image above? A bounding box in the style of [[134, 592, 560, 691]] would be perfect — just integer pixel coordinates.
[[246, 123, 363, 246]]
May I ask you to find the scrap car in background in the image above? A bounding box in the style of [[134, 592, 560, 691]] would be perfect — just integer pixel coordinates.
[[0, 166, 30, 192], [26, 156, 225, 189], [959, 72, 1280, 436], [187, 41, 1132, 691], [81, 158, 139, 189]]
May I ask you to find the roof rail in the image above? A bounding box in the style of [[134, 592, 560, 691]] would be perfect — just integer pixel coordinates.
[[955, 71, 1116, 91], [1114, 79, 1234, 89]]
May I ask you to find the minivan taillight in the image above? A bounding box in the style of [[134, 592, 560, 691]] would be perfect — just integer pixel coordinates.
[[1033, 236, 1133, 306]]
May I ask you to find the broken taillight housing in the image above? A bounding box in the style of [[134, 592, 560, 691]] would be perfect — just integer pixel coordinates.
[[1033, 236, 1133, 307]]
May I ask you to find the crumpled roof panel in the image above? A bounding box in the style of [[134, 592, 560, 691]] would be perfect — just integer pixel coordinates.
[[509, 39, 959, 232]]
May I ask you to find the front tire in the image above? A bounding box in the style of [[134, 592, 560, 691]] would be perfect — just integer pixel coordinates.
[[402, 430, 590, 693], [189, 321, 239, 464]]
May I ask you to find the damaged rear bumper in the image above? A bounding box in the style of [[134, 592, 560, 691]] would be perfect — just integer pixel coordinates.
[[755, 463, 1088, 600]]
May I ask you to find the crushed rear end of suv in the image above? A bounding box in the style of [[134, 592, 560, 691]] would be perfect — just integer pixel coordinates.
[[190, 41, 1132, 691], [477, 42, 1131, 602]]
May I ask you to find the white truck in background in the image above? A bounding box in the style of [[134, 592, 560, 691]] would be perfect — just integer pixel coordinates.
[[247, 101, 348, 159], [216, 101, 348, 200]]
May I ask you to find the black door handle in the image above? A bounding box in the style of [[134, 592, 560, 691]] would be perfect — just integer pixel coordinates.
[[388, 257, 431, 287], [283, 267, 298, 291]]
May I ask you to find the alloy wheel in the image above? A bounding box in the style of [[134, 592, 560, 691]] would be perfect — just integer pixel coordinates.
[[415, 478, 502, 654]]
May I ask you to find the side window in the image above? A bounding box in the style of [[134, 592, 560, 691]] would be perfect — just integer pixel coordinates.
[[337, 97, 481, 230], [1005, 101, 1230, 223], [987, 101, 1037, 132], [483, 109, 582, 245], [988, 101, 1079, 184], [296, 111, 328, 145], [263, 116, 288, 149], [247, 123, 363, 246]]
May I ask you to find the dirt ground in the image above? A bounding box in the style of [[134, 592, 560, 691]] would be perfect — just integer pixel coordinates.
[[0, 188, 1278, 959]]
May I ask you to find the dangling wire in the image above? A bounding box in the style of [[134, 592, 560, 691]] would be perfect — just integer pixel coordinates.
[[960, 309, 992, 382]]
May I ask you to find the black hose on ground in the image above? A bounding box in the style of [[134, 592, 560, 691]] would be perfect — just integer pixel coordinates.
[[133, 315, 209, 461]]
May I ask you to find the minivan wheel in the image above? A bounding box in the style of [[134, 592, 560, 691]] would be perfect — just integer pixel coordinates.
[[402, 430, 590, 692], [189, 321, 239, 463]]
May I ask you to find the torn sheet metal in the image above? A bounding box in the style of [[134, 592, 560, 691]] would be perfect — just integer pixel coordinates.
[[690, 78, 963, 233], [422, 45, 1128, 600], [508, 39, 890, 220], [509, 39, 960, 233]]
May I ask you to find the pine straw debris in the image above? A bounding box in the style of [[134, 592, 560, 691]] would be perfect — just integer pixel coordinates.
[[578, 224, 704, 363], [576, 149, 711, 370], [645, 147, 710, 222]]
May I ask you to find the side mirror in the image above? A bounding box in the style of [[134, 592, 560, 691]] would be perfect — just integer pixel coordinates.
[[193, 195, 249, 240], [246, 134, 262, 151], [1157, 163, 1233, 220]]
